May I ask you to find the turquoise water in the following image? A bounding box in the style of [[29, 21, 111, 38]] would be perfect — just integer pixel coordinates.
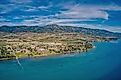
[[0, 40, 121, 80]]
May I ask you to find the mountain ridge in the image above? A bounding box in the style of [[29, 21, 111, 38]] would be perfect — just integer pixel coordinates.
[[0, 24, 121, 38]]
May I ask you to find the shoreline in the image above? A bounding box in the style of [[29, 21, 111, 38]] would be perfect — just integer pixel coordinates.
[[0, 39, 119, 61], [0, 32, 119, 61], [0, 47, 93, 61]]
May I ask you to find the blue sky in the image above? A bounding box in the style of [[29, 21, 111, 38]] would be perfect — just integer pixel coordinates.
[[0, 0, 121, 32]]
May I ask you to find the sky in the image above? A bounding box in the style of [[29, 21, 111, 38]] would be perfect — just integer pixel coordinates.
[[0, 0, 121, 32]]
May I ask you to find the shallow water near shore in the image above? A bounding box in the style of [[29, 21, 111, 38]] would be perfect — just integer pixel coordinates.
[[0, 40, 121, 80]]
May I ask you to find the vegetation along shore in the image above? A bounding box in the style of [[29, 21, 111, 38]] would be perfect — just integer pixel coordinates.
[[0, 24, 121, 60]]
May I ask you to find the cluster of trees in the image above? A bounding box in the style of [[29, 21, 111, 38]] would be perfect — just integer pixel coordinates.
[[0, 41, 93, 60], [0, 46, 15, 59]]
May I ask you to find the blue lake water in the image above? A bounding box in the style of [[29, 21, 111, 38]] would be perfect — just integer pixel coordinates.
[[0, 40, 121, 80]]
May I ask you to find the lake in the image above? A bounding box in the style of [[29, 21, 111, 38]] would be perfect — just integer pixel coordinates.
[[0, 40, 121, 80]]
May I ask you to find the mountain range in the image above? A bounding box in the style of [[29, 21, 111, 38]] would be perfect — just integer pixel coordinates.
[[0, 24, 121, 38]]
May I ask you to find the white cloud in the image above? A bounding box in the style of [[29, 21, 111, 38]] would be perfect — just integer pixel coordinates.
[[22, 4, 52, 12], [10, 0, 32, 4], [1, 1, 121, 20], [46, 18, 96, 24], [0, 1, 51, 13], [24, 7, 38, 12], [0, 16, 121, 33], [0, 4, 16, 13], [58, 23, 121, 33], [1, 20, 121, 33], [57, 9, 109, 20], [0, 1, 121, 33], [55, 3, 121, 20]]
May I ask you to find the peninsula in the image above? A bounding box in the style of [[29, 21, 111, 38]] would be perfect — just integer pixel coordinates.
[[0, 24, 121, 60]]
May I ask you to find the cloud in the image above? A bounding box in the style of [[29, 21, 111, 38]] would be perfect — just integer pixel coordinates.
[[1, 19, 121, 33], [0, 0, 51, 14], [10, 0, 32, 4], [0, 3, 16, 14], [24, 7, 38, 12], [55, 3, 121, 20], [57, 9, 109, 20], [58, 23, 121, 33], [46, 18, 96, 24], [23, 5, 51, 12], [1, 0, 121, 20], [0, 0, 121, 33]]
